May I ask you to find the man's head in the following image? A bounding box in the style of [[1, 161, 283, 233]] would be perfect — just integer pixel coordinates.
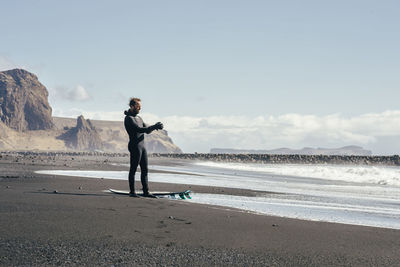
[[129, 97, 141, 114]]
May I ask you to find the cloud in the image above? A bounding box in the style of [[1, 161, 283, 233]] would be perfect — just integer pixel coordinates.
[[52, 108, 124, 121], [51, 109, 400, 154], [49, 85, 91, 102], [67, 85, 91, 101]]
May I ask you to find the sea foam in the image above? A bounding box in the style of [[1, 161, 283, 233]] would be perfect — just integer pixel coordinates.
[[195, 161, 400, 187]]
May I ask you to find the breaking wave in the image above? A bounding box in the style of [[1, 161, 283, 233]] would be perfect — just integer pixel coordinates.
[[195, 162, 400, 187]]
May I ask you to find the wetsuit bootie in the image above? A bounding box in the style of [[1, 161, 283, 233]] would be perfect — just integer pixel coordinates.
[[143, 192, 157, 198], [129, 192, 139, 198]]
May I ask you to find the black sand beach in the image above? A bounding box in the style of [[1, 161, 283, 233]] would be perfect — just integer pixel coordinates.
[[1, 153, 400, 266]]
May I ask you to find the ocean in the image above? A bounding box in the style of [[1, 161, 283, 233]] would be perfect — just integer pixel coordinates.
[[36, 160, 400, 230]]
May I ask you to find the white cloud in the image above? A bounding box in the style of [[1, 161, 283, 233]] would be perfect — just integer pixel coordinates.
[[67, 85, 91, 101], [49, 85, 91, 102], [52, 108, 124, 121], [52, 109, 400, 154]]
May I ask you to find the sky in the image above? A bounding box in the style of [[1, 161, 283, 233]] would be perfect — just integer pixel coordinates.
[[1, 0, 400, 154]]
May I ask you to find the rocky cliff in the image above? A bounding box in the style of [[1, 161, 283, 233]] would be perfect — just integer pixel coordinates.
[[0, 69, 53, 131], [0, 69, 182, 153], [53, 117, 182, 153], [59, 115, 104, 151], [145, 130, 182, 153]]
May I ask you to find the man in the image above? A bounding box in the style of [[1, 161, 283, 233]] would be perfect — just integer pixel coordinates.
[[124, 97, 163, 197]]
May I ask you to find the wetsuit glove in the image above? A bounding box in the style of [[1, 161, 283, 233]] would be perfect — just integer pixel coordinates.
[[154, 122, 163, 130], [147, 122, 163, 133]]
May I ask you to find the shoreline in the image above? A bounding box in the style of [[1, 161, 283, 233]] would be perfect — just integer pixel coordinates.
[[2, 150, 400, 166], [1, 153, 400, 266]]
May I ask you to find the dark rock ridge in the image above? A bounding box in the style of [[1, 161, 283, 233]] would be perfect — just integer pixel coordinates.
[[1, 151, 399, 166], [151, 153, 400, 166], [210, 146, 372, 156], [0, 69, 53, 131], [58, 115, 103, 151]]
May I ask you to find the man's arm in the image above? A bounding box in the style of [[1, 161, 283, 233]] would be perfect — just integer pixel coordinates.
[[126, 116, 152, 134], [127, 117, 163, 134]]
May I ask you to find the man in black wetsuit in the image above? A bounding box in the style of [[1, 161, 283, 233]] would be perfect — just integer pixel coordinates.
[[124, 97, 163, 198]]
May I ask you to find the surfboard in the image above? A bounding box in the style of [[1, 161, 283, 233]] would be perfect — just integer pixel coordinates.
[[108, 189, 192, 199]]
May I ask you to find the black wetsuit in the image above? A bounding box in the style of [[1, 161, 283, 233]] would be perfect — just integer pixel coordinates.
[[124, 110, 154, 194]]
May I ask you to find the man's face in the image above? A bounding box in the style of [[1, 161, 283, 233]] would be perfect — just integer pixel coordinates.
[[132, 101, 141, 114]]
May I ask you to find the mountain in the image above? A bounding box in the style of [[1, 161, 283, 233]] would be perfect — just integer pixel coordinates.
[[0, 69, 182, 153], [210, 146, 372, 156], [0, 69, 53, 131], [0, 119, 66, 151], [53, 117, 183, 153], [58, 115, 104, 151]]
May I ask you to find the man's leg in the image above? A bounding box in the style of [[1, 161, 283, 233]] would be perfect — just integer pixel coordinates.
[[139, 149, 156, 198], [129, 149, 141, 195], [139, 148, 149, 194]]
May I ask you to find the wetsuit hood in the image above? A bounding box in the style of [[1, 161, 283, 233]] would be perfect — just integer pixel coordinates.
[[124, 109, 138, 116]]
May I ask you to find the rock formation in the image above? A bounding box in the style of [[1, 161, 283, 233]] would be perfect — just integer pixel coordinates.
[[0, 69, 182, 153], [53, 117, 183, 153], [59, 115, 103, 151], [210, 146, 372, 156], [0, 69, 53, 131], [145, 130, 183, 153]]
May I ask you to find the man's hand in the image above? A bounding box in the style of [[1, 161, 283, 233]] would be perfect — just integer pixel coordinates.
[[154, 122, 163, 130], [148, 122, 163, 133]]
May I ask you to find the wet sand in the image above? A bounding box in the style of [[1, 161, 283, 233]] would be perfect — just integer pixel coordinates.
[[1, 153, 400, 266]]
